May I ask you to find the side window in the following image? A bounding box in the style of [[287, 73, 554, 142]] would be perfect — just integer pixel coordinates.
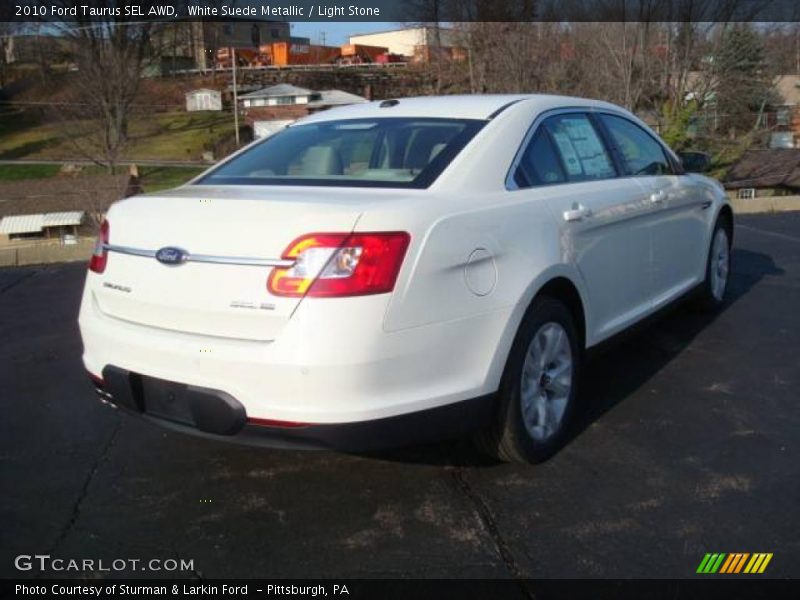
[[599, 114, 674, 176], [515, 128, 566, 188]]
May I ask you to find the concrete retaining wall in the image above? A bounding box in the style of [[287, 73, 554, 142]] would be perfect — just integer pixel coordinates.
[[730, 195, 800, 214], [0, 239, 94, 267]]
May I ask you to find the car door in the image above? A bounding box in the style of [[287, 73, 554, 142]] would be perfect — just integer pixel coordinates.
[[510, 111, 655, 342], [596, 113, 707, 307]]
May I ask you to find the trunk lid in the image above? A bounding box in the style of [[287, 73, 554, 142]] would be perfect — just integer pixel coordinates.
[[92, 186, 371, 341]]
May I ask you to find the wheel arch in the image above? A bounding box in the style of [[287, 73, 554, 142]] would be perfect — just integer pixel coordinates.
[[717, 203, 734, 242], [535, 277, 587, 350], [483, 267, 590, 394]]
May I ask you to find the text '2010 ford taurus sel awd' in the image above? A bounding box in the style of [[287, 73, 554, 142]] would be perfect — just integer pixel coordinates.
[[79, 95, 733, 463]]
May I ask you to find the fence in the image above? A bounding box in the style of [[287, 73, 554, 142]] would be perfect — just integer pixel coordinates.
[[0, 238, 94, 268]]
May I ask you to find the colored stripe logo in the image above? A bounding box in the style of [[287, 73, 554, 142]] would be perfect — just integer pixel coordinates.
[[697, 553, 773, 574]]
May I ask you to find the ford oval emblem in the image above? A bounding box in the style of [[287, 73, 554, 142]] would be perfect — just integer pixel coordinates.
[[155, 247, 189, 266]]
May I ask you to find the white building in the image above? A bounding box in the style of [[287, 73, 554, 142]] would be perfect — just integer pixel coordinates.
[[0, 211, 84, 242], [244, 86, 368, 139], [348, 26, 461, 60], [186, 89, 222, 112], [239, 84, 319, 108]]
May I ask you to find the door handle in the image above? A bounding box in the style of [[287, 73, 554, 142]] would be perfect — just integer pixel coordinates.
[[650, 190, 667, 204], [563, 203, 592, 222]]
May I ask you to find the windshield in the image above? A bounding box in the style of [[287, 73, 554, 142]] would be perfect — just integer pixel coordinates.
[[197, 118, 485, 189]]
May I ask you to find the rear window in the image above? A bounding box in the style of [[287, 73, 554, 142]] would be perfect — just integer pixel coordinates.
[[198, 118, 485, 189]]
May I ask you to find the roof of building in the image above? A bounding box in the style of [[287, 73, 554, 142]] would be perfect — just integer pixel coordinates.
[[42, 211, 84, 227], [186, 88, 220, 96], [0, 211, 84, 235], [0, 174, 137, 219], [308, 89, 368, 108], [0, 214, 44, 235], [240, 84, 314, 99], [723, 148, 800, 189]]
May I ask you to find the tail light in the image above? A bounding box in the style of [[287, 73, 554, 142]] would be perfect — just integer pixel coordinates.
[[88, 220, 109, 274], [268, 232, 410, 298]]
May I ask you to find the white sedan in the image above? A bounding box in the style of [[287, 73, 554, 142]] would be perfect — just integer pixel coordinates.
[[78, 94, 733, 463]]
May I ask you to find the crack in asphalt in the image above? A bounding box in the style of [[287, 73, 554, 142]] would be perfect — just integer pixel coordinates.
[[448, 467, 536, 599], [173, 548, 204, 581], [0, 270, 37, 294], [46, 418, 122, 555]]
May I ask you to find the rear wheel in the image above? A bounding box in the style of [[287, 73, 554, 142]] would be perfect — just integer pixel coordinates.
[[475, 296, 580, 463], [695, 217, 732, 311]]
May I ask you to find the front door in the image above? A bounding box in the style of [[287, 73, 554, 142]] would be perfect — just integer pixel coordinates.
[[596, 113, 707, 307]]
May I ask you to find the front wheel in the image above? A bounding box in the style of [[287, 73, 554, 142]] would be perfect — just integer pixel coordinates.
[[695, 217, 732, 311], [475, 296, 581, 464]]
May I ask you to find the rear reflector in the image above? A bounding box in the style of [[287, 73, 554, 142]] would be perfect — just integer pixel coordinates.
[[88, 220, 109, 274], [87, 371, 105, 387], [248, 417, 309, 429], [268, 232, 410, 298]]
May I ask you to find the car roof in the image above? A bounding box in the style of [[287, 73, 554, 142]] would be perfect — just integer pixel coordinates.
[[295, 94, 626, 123]]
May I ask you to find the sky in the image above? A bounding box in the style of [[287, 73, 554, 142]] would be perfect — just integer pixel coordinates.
[[289, 22, 397, 45]]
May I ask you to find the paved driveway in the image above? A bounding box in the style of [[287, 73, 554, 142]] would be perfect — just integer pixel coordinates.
[[1, 213, 798, 579]]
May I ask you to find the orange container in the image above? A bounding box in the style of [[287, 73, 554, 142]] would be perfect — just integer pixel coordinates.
[[340, 44, 388, 62], [270, 42, 340, 66]]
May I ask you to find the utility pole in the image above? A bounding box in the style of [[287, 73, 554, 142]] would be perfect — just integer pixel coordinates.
[[232, 46, 240, 147]]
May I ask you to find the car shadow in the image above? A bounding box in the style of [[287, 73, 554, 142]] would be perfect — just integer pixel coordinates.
[[363, 247, 784, 467]]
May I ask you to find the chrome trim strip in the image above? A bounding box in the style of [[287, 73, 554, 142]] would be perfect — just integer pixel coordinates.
[[103, 244, 294, 268], [188, 254, 295, 268], [103, 244, 156, 258]]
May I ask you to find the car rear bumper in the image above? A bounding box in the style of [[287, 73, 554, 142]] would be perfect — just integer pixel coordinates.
[[79, 283, 512, 424], [92, 366, 494, 451]]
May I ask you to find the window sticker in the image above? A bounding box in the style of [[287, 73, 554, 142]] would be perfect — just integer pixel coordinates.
[[551, 132, 583, 176], [563, 118, 614, 178]]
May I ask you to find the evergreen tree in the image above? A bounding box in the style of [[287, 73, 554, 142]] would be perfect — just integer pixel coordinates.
[[713, 25, 776, 134]]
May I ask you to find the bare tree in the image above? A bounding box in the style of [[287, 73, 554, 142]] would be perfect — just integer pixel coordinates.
[[48, 1, 162, 171], [0, 23, 19, 87]]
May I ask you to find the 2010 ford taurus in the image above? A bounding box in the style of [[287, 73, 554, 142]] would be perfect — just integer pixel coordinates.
[[79, 94, 733, 463]]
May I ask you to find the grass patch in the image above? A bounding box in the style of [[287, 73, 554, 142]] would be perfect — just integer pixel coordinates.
[[138, 166, 206, 192], [0, 164, 61, 181], [0, 110, 235, 162], [0, 163, 204, 193]]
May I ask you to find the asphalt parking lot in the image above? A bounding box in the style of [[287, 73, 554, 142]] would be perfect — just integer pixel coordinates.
[[1, 212, 798, 580]]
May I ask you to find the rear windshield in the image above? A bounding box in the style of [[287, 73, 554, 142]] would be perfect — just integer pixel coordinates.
[[197, 118, 485, 189]]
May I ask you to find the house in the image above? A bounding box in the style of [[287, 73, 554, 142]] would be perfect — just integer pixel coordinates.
[[766, 75, 800, 148], [240, 85, 368, 138], [239, 84, 320, 109], [348, 26, 464, 62], [185, 88, 222, 112], [723, 148, 800, 198]]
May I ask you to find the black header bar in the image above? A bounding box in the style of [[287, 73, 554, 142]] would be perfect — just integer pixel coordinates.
[[2, 0, 800, 23]]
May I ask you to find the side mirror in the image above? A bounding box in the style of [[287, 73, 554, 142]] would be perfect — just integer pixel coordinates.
[[678, 151, 711, 174]]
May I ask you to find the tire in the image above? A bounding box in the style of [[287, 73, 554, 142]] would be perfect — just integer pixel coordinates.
[[475, 296, 581, 464], [694, 216, 732, 312]]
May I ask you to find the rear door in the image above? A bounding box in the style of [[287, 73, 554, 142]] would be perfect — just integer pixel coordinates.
[[597, 113, 707, 306], [511, 111, 655, 341]]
